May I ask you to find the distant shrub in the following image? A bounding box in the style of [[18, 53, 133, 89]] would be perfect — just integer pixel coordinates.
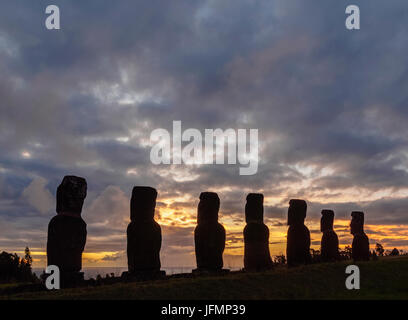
[[273, 254, 286, 265], [339, 245, 352, 260], [310, 249, 322, 264], [389, 248, 400, 256]]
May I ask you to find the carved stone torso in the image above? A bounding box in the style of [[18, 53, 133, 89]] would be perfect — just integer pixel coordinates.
[[47, 214, 87, 272], [350, 211, 370, 261], [320, 210, 340, 262], [47, 176, 87, 274], [194, 192, 226, 271], [127, 186, 162, 273], [286, 199, 311, 267], [243, 193, 272, 271]]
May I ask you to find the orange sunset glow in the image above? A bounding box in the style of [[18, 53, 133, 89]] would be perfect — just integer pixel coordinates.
[[12, 191, 408, 270]]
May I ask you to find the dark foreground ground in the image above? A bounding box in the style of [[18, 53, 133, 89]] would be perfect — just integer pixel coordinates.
[[1, 256, 407, 300]]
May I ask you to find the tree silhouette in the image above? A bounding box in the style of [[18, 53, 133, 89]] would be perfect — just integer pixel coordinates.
[[24, 247, 33, 267], [375, 243, 385, 256], [339, 245, 352, 260], [0, 249, 37, 283]]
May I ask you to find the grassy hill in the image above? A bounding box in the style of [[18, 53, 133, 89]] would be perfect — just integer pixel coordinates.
[[2, 256, 408, 300]]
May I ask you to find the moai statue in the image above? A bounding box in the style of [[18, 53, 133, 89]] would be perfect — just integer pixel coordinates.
[[127, 186, 164, 277], [243, 193, 273, 271], [320, 210, 340, 262], [47, 175, 87, 287], [194, 192, 226, 272], [286, 199, 311, 267], [350, 211, 370, 261]]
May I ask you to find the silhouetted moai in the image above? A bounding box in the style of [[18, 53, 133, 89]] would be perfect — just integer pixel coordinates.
[[194, 192, 226, 272], [350, 211, 370, 261], [320, 210, 340, 262], [243, 193, 273, 271], [286, 199, 311, 267], [47, 175, 87, 287], [127, 186, 164, 277]]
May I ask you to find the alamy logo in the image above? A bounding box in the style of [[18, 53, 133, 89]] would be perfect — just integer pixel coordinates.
[[45, 265, 60, 290], [150, 121, 259, 175], [345, 5, 360, 30], [45, 5, 60, 30], [345, 265, 360, 290]]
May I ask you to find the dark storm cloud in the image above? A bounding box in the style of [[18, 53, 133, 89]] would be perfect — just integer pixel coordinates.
[[1, 0, 408, 259]]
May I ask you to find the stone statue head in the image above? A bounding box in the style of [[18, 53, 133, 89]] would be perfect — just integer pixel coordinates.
[[287, 199, 307, 226], [245, 193, 264, 223], [56, 175, 87, 216], [130, 186, 157, 221], [197, 192, 220, 224], [321, 209, 334, 232], [350, 211, 364, 235]]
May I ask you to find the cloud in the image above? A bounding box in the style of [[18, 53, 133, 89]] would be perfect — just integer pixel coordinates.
[[101, 252, 123, 262], [86, 185, 129, 227], [21, 177, 53, 215]]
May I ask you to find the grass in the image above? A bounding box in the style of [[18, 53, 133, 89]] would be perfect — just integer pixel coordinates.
[[2, 256, 408, 300]]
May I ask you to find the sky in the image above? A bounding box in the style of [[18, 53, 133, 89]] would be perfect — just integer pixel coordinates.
[[0, 0, 408, 269]]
